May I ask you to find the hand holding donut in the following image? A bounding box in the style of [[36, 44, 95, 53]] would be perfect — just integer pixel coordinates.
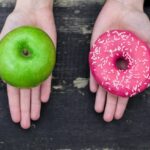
[[90, 30, 150, 97], [90, 0, 150, 122]]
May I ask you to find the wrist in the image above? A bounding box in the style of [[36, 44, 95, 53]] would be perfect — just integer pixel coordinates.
[[107, 0, 144, 11], [15, 0, 53, 12]]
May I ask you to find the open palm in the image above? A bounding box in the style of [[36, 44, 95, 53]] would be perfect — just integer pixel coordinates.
[[90, 0, 150, 122], [0, 8, 56, 129]]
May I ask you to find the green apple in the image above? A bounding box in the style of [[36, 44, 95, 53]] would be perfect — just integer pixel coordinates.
[[0, 26, 56, 88]]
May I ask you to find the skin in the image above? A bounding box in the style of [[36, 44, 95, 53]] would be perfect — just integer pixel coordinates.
[[90, 0, 150, 122], [0, 0, 149, 128], [0, 0, 56, 129]]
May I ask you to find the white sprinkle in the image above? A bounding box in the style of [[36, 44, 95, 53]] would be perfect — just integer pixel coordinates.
[[131, 37, 134, 42], [145, 66, 149, 72], [112, 30, 125, 36], [92, 61, 96, 65], [126, 85, 130, 89], [122, 34, 129, 40], [132, 85, 138, 92], [141, 45, 147, 50], [147, 83, 150, 88], [108, 87, 112, 91], [144, 74, 149, 79], [114, 35, 120, 41], [95, 47, 101, 54], [105, 82, 110, 85], [138, 88, 141, 92], [98, 39, 105, 44]]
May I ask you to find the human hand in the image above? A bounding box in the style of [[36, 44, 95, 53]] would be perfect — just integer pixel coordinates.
[[0, 0, 56, 129], [90, 0, 150, 122]]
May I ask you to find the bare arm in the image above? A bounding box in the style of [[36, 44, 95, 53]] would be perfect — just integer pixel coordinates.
[[107, 0, 144, 10], [15, 0, 53, 11]]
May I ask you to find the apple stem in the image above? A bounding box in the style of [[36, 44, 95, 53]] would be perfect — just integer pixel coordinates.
[[22, 49, 30, 56]]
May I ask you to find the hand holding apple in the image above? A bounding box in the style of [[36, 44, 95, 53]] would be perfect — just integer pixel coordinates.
[[0, 0, 56, 129], [0, 26, 56, 88]]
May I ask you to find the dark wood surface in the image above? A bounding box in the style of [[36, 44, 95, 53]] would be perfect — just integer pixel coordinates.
[[0, 3, 150, 150]]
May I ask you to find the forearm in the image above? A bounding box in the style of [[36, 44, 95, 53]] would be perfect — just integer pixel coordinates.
[[15, 0, 53, 11], [107, 0, 144, 10]]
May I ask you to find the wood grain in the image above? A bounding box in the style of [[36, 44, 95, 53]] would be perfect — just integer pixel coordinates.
[[0, 0, 105, 7], [0, 2, 150, 150]]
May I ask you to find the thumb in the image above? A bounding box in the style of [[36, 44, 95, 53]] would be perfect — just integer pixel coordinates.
[[90, 10, 113, 92], [0, 14, 27, 40], [90, 13, 112, 47], [90, 12, 110, 93], [122, 12, 150, 45]]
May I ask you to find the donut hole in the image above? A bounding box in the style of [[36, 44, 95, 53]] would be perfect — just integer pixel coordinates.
[[116, 57, 129, 70]]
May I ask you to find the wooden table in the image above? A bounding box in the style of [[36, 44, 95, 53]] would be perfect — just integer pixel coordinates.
[[0, 1, 150, 150]]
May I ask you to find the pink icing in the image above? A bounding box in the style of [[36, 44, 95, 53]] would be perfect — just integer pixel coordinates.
[[89, 30, 150, 97]]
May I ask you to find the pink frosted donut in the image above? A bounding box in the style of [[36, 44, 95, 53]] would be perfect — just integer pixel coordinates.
[[89, 30, 150, 97]]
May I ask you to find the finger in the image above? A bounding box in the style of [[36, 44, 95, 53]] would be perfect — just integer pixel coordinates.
[[90, 11, 113, 94], [103, 93, 117, 122], [37, 12, 57, 46], [122, 12, 150, 43], [41, 76, 51, 103], [90, 10, 113, 46], [20, 89, 31, 129], [94, 86, 106, 113], [31, 86, 41, 121], [90, 71, 98, 93], [7, 85, 20, 123], [0, 15, 22, 39], [114, 97, 129, 120]]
